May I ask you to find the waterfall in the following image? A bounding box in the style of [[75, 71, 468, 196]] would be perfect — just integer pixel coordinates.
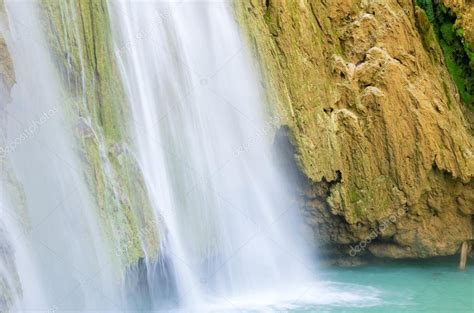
[[1, 0, 319, 311], [109, 0, 315, 310], [1, 1, 123, 310]]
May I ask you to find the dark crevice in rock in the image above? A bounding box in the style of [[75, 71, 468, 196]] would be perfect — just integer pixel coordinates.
[[273, 125, 307, 188], [416, 0, 474, 109], [264, 0, 270, 11], [273, 126, 357, 265]]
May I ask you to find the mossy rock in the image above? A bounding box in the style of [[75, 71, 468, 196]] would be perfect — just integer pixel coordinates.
[[416, 1, 474, 109], [39, 0, 160, 267]]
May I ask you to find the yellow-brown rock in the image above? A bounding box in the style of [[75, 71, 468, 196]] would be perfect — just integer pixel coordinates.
[[236, 0, 474, 258]]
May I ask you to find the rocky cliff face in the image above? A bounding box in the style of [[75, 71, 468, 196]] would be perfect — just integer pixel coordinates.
[[1, 0, 473, 268], [39, 0, 160, 266], [236, 0, 474, 260]]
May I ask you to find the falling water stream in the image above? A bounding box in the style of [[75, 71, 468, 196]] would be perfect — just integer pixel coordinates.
[[109, 0, 315, 310], [1, 1, 124, 310]]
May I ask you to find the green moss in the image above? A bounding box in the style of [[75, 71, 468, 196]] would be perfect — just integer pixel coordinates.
[[455, 27, 464, 38], [415, 6, 439, 55], [41, 0, 128, 142], [263, 7, 279, 37], [416, 0, 434, 22], [440, 23, 455, 44], [39, 0, 159, 267], [416, 1, 474, 109]]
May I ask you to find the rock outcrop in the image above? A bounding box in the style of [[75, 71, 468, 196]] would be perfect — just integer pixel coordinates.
[[39, 0, 160, 266], [236, 0, 474, 260]]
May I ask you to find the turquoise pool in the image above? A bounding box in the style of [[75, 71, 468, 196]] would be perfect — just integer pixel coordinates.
[[192, 259, 473, 313]]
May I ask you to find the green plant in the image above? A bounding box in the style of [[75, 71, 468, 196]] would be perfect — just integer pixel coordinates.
[[416, 1, 474, 108]]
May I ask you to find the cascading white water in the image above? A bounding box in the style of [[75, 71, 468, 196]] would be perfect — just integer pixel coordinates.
[[1, 1, 123, 310], [0, 183, 48, 310], [0, 0, 322, 310], [0, 0, 392, 312], [109, 1, 316, 310]]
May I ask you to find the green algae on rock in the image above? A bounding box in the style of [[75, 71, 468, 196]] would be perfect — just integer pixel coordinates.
[[416, 0, 474, 108], [39, 0, 159, 267]]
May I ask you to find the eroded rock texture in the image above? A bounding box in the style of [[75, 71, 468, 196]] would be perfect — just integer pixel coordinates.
[[236, 0, 474, 259]]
